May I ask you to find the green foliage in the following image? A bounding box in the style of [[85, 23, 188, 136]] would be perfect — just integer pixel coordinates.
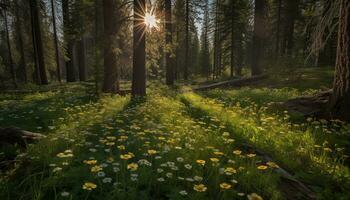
[[1, 83, 349, 199]]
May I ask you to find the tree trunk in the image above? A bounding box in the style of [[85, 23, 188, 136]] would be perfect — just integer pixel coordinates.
[[30, 0, 48, 85], [329, 0, 350, 120], [282, 0, 299, 55], [62, 0, 76, 82], [4, 7, 17, 88], [78, 39, 87, 82], [165, 0, 174, 85], [184, 0, 189, 80], [132, 0, 146, 96], [51, 0, 61, 83], [102, 0, 119, 93], [275, 0, 282, 56], [15, 2, 27, 83], [230, 0, 234, 78], [236, 32, 243, 76], [251, 0, 267, 76]]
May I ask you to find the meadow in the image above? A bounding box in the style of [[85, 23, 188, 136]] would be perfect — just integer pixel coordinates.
[[0, 68, 349, 200]]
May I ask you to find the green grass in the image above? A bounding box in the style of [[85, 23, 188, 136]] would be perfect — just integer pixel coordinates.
[[0, 68, 349, 200]]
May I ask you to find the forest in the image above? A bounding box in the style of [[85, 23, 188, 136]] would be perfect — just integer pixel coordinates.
[[0, 0, 349, 199]]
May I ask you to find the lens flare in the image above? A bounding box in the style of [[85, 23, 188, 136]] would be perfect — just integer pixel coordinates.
[[144, 12, 158, 29]]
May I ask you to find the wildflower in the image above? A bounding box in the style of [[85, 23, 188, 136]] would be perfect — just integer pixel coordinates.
[[91, 165, 103, 173], [53, 167, 62, 173], [220, 182, 232, 190], [157, 168, 164, 173], [157, 177, 165, 182], [194, 176, 203, 182], [324, 147, 332, 152], [89, 148, 97, 152], [102, 177, 112, 183], [193, 184, 207, 192], [266, 162, 279, 168], [247, 193, 263, 200], [179, 190, 188, 196], [113, 167, 120, 172], [210, 158, 219, 163], [148, 149, 157, 155], [213, 151, 224, 156], [196, 160, 206, 166], [257, 165, 268, 170], [97, 171, 106, 177], [82, 182, 97, 190], [120, 153, 133, 160], [117, 145, 125, 150], [247, 153, 256, 158], [166, 172, 173, 178], [83, 160, 97, 165], [224, 167, 237, 175], [176, 157, 184, 162], [61, 191, 70, 197], [127, 163, 138, 171], [233, 150, 242, 155], [138, 159, 152, 166]]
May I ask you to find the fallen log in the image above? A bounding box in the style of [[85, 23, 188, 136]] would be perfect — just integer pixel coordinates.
[[241, 143, 317, 200], [0, 127, 46, 149], [192, 74, 268, 91], [274, 90, 332, 117]]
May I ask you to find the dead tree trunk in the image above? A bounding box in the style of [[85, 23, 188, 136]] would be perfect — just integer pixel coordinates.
[[329, 0, 350, 121]]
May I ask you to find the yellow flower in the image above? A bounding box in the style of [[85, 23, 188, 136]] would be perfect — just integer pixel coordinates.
[[247, 193, 263, 200], [127, 163, 138, 171], [193, 184, 207, 192], [196, 160, 206, 166], [247, 153, 256, 158], [210, 158, 219, 163], [233, 150, 242, 155], [213, 151, 224, 156], [224, 167, 237, 175], [117, 145, 125, 150], [91, 165, 103, 173], [266, 162, 279, 168], [120, 152, 134, 160], [82, 182, 97, 190], [107, 136, 116, 141], [105, 142, 115, 146], [219, 182, 232, 190], [83, 160, 97, 165], [257, 165, 268, 170], [147, 150, 157, 155]]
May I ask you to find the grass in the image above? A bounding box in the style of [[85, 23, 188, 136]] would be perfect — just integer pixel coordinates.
[[0, 68, 349, 200]]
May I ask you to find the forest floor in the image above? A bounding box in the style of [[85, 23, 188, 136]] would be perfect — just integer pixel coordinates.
[[0, 67, 349, 200]]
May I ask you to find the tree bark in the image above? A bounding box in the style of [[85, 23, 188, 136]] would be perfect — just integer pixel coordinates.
[[102, 0, 119, 93], [230, 0, 234, 78], [251, 0, 267, 76], [15, 2, 27, 83], [51, 0, 61, 83], [282, 0, 299, 55], [132, 0, 146, 96], [165, 0, 174, 85], [275, 0, 282, 56], [78, 39, 87, 82], [3, 6, 17, 88], [184, 0, 189, 80], [62, 0, 76, 82], [30, 0, 48, 85], [329, 0, 350, 120]]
